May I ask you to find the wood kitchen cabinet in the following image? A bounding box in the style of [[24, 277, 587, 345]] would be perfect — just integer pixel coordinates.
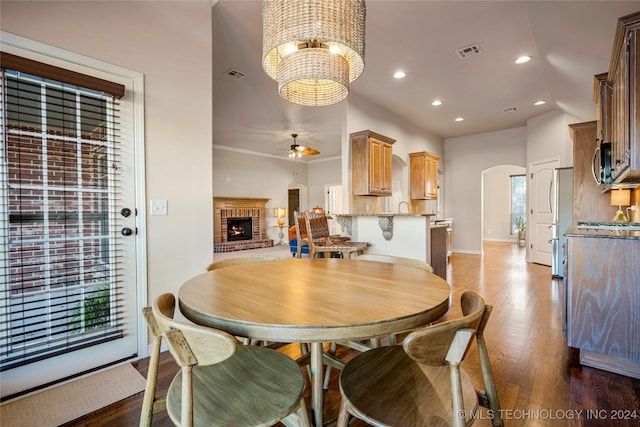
[[593, 72, 612, 147], [430, 224, 447, 280], [570, 121, 611, 227], [409, 151, 439, 200], [565, 235, 640, 378], [351, 130, 395, 196], [607, 12, 640, 184]]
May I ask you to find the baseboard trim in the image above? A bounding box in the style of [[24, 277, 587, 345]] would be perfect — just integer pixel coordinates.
[[579, 350, 640, 379]]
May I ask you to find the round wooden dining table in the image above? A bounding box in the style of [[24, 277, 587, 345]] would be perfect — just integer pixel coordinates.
[[178, 257, 451, 426]]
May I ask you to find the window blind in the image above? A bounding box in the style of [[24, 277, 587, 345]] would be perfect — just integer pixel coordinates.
[[1, 58, 125, 370]]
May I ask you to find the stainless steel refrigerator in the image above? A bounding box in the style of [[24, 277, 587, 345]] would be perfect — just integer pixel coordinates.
[[551, 167, 573, 278]]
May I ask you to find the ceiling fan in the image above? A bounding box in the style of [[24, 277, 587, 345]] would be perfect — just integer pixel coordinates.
[[287, 133, 320, 158]]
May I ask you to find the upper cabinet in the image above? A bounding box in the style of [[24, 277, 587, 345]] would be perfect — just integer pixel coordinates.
[[409, 151, 440, 200], [593, 72, 612, 147], [351, 130, 395, 196], [607, 12, 640, 184], [570, 121, 611, 227]]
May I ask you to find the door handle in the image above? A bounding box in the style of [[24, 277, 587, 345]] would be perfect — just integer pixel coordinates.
[[592, 146, 601, 184], [121, 227, 133, 236]]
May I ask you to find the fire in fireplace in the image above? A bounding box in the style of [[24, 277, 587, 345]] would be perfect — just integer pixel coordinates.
[[227, 217, 253, 241]]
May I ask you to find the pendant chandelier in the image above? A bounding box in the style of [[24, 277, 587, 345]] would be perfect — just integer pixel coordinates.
[[262, 0, 366, 107]]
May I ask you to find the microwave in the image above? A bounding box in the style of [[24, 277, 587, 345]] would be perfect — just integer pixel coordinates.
[[593, 141, 612, 184]]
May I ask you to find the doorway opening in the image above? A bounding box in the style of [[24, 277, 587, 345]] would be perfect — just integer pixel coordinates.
[[481, 165, 526, 254]]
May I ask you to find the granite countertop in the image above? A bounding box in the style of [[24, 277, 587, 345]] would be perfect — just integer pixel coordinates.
[[566, 231, 640, 240], [577, 221, 640, 230], [570, 221, 640, 239]]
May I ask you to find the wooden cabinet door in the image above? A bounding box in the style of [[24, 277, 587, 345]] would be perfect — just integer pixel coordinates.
[[351, 130, 395, 196], [424, 156, 438, 199], [369, 139, 384, 193], [381, 143, 393, 193], [608, 15, 640, 184], [610, 34, 631, 181], [566, 236, 640, 365], [594, 73, 611, 145], [410, 152, 439, 200], [570, 121, 610, 228]]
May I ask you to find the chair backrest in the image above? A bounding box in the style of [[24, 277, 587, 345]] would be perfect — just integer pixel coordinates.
[[403, 291, 487, 366], [357, 253, 434, 274], [304, 210, 330, 240], [293, 211, 308, 239], [151, 293, 237, 367], [205, 255, 280, 271]]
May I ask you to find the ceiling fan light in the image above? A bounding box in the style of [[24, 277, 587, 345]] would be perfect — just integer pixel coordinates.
[[262, 0, 366, 106], [278, 48, 349, 106]]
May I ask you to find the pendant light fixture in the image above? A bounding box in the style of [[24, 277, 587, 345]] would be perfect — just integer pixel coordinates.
[[262, 0, 366, 107]]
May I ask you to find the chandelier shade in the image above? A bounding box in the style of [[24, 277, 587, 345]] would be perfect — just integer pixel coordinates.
[[262, 0, 366, 106]]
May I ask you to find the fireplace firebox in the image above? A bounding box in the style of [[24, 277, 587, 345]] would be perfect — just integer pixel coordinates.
[[227, 217, 252, 241]]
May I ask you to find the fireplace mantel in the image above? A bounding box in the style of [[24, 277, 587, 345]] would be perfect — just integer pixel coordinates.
[[213, 197, 273, 252]]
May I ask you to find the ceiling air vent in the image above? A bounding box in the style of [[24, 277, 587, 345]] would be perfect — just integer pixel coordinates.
[[456, 44, 482, 59], [224, 69, 246, 79], [503, 107, 518, 113]]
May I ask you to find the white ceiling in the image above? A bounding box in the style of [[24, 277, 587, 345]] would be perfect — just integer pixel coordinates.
[[213, 1, 640, 160]]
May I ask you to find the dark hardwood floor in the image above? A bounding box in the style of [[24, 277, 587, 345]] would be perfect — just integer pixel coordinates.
[[65, 242, 640, 426]]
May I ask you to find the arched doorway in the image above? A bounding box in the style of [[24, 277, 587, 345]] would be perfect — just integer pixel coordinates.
[[481, 165, 526, 249]]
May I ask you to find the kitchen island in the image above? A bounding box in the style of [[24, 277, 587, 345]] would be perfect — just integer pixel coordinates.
[[333, 213, 450, 279], [564, 231, 640, 378]]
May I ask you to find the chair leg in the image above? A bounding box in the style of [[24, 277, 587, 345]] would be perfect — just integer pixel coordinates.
[[295, 398, 312, 427], [139, 336, 161, 427], [449, 363, 466, 427], [323, 342, 338, 389], [388, 333, 397, 345], [477, 333, 503, 426], [181, 366, 193, 427], [336, 398, 351, 427]]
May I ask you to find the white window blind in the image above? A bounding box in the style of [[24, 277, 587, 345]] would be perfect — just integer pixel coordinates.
[[1, 60, 126, 370]]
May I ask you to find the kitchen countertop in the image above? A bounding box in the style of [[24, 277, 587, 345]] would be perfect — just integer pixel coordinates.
[[332, 213, 435, 217], [569, 221, 640, 239], [566, 231, 640, 240]]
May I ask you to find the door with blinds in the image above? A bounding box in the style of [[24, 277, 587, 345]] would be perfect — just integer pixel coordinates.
[[0, 50, 142, 398]]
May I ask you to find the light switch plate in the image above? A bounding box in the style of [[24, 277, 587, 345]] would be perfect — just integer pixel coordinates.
[[150, 199, 168, 216]]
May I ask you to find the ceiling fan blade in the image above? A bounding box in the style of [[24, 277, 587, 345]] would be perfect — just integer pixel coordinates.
[[296, 146, 320, 155]]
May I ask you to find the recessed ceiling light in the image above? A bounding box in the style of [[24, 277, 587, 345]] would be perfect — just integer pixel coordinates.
[[432, 100, 442, 106], [393, 71, 406, 79], [514, 55, 531, 64], [454, 117, 464, 122], [533, 99, 547, 106]]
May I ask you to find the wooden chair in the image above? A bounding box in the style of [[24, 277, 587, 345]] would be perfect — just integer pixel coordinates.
[[293, 211, 310, 258], [140, 293, 310, 427], [336, 291, 503, 427], [304, 210, 367, 259], [205, 255, 280, 271]]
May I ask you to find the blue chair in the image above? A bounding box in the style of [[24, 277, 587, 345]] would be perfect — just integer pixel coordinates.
[[288, 224, 309, 257]]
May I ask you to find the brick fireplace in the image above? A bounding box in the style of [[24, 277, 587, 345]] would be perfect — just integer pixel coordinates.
[[213, 197, 274, 252]]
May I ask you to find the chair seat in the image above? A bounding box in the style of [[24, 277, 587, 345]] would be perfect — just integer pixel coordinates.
[[339, 345, 479, 427], [313, 240, 367, 258], [167, 345, 306, 427]]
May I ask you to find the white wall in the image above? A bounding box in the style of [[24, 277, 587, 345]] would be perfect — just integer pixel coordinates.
[[482, 165, 526, 242], [212, 147, 309, 236], [1, 1, 214, 311], [527, 109, 579, 168], [308, 157, 341, 209], [445, 127, 527, 254]]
